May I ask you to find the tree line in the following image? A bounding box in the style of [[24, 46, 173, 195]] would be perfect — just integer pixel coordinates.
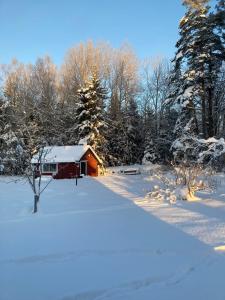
[[0, 0, 224, 174]]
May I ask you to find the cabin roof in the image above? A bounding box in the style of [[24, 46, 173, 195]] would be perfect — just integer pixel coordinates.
[[31, 145, 102, 164]]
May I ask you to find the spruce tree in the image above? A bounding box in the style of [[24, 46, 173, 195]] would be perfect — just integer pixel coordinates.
[[106, 118, 126, 166], [123, 99, 144, 164], [76, 74, 107, 158], [0, 102, 22, 174], [106, 96, 143, 166], [105, 94, 125, 166]]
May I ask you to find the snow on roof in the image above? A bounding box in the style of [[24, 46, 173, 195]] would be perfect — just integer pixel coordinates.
[[31, 145, 102, 164]]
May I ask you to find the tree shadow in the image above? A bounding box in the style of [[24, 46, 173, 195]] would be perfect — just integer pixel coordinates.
[[88, 177, 212, 253], [180, 192, 225, 224]]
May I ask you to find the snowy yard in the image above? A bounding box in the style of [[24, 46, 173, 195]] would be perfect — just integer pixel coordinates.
[[1, 172, 225, 300]]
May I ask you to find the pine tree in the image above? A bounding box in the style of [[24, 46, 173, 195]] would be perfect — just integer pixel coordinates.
[[142, 106, 178, 164], [0, 102, 22, 174], [19, 113, 44, 155], [104, 93, 124, 166], [106, 96, 143, 166], [192, 6, 224, 137], [168, 0, 225, 162], [166, 9, 200, 140], [214, 0, 225, 45], [180, 2, 224, 137], [62, 102, 79, 145], [213, 1, 225, 137], [76, 74, 107, 157], [123, 99, 144, 164], [142, 139, 160, 164], [106, 118, 126, 166]]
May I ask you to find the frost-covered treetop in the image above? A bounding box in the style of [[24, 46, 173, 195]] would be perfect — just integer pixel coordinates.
[[183, 0, 209, 10]]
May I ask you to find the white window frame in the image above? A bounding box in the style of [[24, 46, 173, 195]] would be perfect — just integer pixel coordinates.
[[42, 163, 58, 174]]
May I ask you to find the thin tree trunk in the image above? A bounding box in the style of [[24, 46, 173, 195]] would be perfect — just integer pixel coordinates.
[[201, 82, 207, 139], [207, 60, 215, 137], [33, 194, 39, 213], [221, 112, 225, 136], [192, 106, 199, 135], [214, 96, 219, 136], [207, 87, 214, 137]]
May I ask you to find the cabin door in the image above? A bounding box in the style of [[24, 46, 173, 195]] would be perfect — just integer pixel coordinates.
[[80, 161, 87, 176]]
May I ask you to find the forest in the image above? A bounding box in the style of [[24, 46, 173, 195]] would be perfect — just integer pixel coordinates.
[[0, 0, 224, 174]]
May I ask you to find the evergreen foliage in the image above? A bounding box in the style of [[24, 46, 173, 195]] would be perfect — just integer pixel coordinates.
[[76, 74, 107, 159], [168, 0, 225, 167]]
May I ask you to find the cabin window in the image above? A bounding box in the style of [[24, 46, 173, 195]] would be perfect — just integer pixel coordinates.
[[80, 161, 86, 175], [42, 163, 57, 173]]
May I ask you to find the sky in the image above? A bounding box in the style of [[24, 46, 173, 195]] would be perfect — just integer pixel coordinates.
[[0, 0, 187, 66]]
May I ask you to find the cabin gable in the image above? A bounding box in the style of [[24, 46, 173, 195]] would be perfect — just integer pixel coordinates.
[[81, 149, 99, 177]]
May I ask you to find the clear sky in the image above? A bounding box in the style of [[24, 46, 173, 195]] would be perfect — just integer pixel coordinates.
[[0, 0, 187, 66]]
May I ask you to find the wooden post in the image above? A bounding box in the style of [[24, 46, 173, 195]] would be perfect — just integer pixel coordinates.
[[75, 163, 79, 186]]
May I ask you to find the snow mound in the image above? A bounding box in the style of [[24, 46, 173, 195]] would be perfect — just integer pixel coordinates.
[[214, 245, 225, 252], [146, 185, 201, 204], [146, 185, 177, 204]]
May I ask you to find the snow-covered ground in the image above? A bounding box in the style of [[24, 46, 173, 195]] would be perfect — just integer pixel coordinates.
[[1, 170, 225, 300]]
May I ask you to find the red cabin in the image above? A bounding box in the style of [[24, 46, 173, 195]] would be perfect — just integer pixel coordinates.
[[32, 145, 103, 179]]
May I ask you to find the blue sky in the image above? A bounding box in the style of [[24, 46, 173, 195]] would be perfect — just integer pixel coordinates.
[[0, 0, 187, 65]]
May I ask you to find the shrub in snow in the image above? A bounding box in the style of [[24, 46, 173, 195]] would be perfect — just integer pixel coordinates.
[[175, 185, 200, 201], [146, 185, 177, 204], [145, 162, 210, 203], [172, 162, 204, 201]]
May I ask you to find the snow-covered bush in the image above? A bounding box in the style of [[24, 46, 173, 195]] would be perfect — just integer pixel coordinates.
[[172, 135, 225, 171], [172, 162, 203, 201], [145, 162, 212, 203], [200, 170, 223, 191], [173, 162, 202, 186], [146, 185, 177, 204], [198, 138, 225, 170]]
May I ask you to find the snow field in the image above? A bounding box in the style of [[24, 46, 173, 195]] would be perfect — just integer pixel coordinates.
[[0, 172, 225, 300]]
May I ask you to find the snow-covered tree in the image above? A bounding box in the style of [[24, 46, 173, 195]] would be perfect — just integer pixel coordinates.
[[0, 102, 23, 174], [183, 0, 209, 9], [123, 98, 144, 164], [142, 139, 160, 164], [168, 0, 225, 162], [180, 2, 223, 137], [106, 96, 144, 166], [76, 74, 107, 157], [105, 119, 126, 166], [214, 0, 225, 45]]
